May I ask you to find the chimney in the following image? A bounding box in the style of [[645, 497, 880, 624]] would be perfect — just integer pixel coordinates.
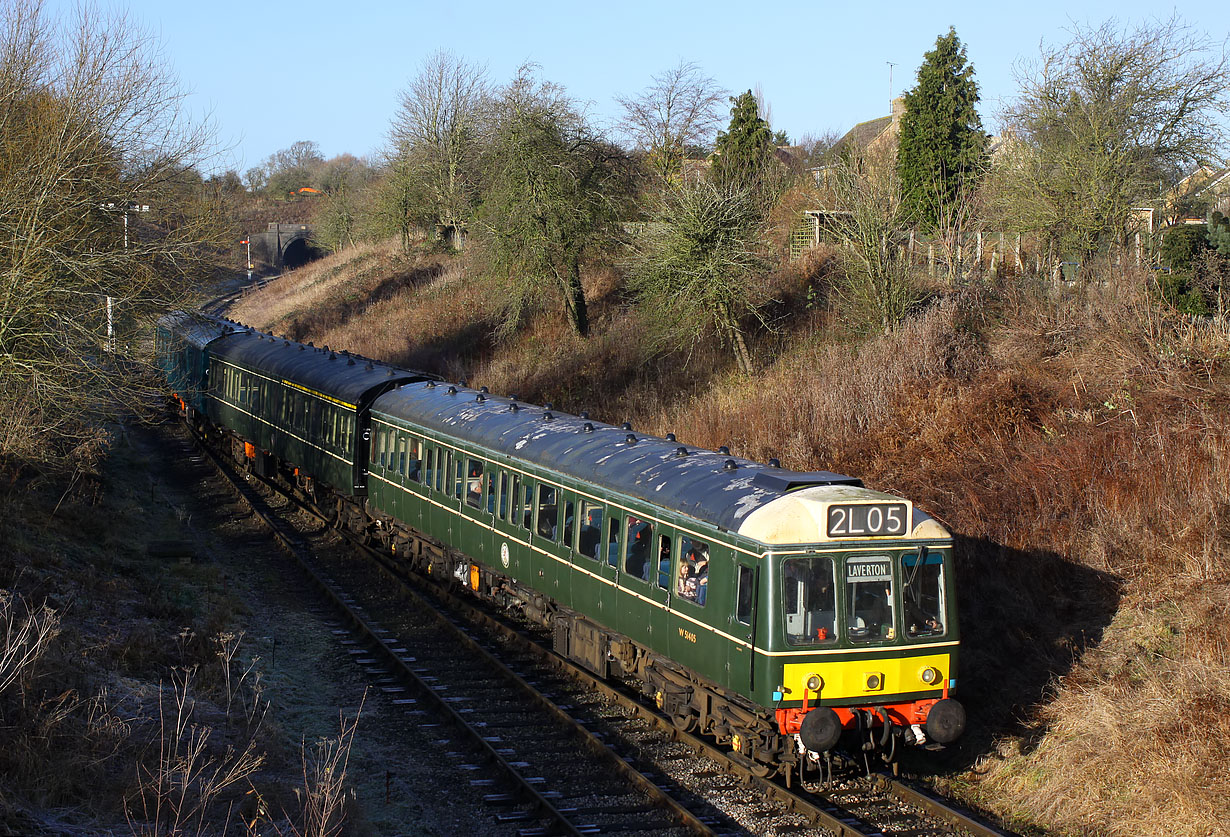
[[891, 96, 906, 127]]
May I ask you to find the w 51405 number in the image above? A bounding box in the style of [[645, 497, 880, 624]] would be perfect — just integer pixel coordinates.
[[826, 503, 908, 538]]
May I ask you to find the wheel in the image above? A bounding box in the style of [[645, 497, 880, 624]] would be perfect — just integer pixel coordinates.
[[670, 711, 697, 733]]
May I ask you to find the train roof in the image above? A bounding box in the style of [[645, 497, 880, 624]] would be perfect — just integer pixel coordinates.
[[368, 383, 940, 543], [156, 311, 241, 350], [212, 331, 431, 408]]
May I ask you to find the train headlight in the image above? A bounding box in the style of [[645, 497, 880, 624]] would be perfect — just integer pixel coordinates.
[[806, 674, 823, 692], [865, 672, 883, 691], [920, 666, 941, 685]]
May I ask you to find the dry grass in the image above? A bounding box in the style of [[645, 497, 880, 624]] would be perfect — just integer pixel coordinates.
[[232, 245, 1230, 836]]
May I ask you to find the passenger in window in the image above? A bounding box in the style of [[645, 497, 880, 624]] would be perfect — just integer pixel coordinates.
[[677, 561, 698, 601], [579, 509, 602, 559], [625, 520, 650, 581], [694, 553, 709, 605]]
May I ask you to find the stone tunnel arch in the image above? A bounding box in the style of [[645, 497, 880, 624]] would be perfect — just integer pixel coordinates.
[[281, 236, 314, 270]]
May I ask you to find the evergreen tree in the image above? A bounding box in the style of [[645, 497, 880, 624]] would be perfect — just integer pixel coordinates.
[[896, 28, 987, 232], [711, 91, 773, 195]]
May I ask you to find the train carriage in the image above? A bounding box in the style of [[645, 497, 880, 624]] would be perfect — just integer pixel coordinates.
[[205, 335, 428, 496], [365, 380, 965, 778], [153, 312, 239, 416]]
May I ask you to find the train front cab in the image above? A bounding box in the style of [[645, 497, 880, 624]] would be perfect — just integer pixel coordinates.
[[763, 542, 965, 763]]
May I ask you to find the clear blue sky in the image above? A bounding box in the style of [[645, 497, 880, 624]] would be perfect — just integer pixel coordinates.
[[51, 1, 1226, 173]]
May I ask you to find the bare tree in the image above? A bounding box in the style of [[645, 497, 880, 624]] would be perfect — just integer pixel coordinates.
[[476, 65, 633, 339], [388, 50, 490, 249], [0, 0, 219, 475], [616, 61, 726, 184], [991, 16, 1230, 263]]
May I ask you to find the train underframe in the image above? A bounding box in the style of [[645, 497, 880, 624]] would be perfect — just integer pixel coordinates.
[[195, 408, 942, 786]]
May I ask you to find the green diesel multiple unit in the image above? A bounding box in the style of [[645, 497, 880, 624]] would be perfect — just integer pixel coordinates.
[[157, 312, 965, 782]]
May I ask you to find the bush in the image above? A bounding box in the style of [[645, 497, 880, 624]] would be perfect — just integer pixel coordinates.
[[1160, 224, 1209, 272]]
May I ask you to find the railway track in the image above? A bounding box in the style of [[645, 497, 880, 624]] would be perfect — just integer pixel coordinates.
[[186, 421, 1014, 837]]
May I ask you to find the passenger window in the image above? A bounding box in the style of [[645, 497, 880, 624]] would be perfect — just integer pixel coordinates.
[[486, 472, 497, 514], [407, 437, 421, 482], [453, 456, 465, 500], [846, 557, 894, 642], [736, 565, 754, 624], [656, 535, 671, 590], [465, 459, 483, 508], [369, 426, 380, 464], [498, 472, 509, 518], [623, 516, 651, 582], [677, 537, 710, 607], [562, 499, 575, 549], [579, 502, 603, 560], [423, 446, 434, 487], [605, 515, 621, 568], [438, 451, 450, 493], [536, 485, 557, 539], [521, 483, 534, 530], [509, 474, 521, 523]]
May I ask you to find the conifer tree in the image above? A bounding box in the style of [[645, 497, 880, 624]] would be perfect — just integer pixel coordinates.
[[711, 91, 773, 195], [896, 28, 987, 232]]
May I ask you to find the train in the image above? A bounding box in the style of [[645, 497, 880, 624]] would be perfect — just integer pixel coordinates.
[[155, 310, 965, 786]]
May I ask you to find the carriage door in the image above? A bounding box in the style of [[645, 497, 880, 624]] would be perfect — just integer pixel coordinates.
[[727, 560, 757, 695]]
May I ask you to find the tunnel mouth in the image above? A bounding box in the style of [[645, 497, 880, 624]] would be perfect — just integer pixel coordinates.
[[281, 237, 325, 270]]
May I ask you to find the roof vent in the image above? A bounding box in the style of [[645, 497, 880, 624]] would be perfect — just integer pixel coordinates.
[[626, 434, 637, 445], [665, 432, 677, 442], [307, 341, 314, 347], [387, 368, 396, 376], [447, 386, 457, 395], [476, 394, 485, 402], [583, 422, 594, 433], [426, 381, 437, 388], [480, 386, 489, 393], [348, 358, 356, 366], [284, 340, 290, 346], [364, 362, 372, 370], [621, 422, 633, 431], [510, 394, 519, 401], [545, 402, 553, 410], [718, 445, 731, 455], [768, 458, 781, 468], [723, 459, 737, 471], [543, 411, 554, 420], [329, 352, 336, 360], [459, 379, 468, 387], [298, 345, 305, 351], [323, 345, 329, 352], [676, 446, 688, 457], [579, 411, 589, 419], [510, 403, 520, 412]]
